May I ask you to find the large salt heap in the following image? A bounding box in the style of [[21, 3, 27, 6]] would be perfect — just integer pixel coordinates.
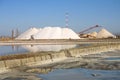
[[16, 28, 39, 39], [33, 27, 80, 39], [96, 28, 116, 38], [16, 27, 80, 39]]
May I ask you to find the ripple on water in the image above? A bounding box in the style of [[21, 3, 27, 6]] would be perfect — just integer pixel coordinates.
[[39, 68, 120, 80]]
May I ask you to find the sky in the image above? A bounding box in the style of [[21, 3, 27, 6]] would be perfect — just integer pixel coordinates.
[[0, 0, 120, 36]]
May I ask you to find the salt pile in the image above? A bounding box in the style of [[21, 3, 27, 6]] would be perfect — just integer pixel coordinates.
[[16, 27, 80, 39], [90, 32, 97, 37], [33, 27, 80, 39], [82, 32, 97, 38], [96, 28, 116, 38], [16, 28, 39, 39]]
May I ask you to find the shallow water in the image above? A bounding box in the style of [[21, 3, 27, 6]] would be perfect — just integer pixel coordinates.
[[105, 57, 120, 60], [0, 44, 82, 55], [0, 45, 27, 55], [39, 68, 120, 80], [0, 43, 120, 80], [0, 44, 94, 56]]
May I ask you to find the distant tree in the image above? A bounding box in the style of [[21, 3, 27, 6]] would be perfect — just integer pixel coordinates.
[[115, 33, 120, 38]]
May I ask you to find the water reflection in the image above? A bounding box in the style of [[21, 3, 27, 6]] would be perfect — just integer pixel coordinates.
[[0, 44, 78, 55], [0, 45, 27, 55], [22, 44, 77, 52], [39, 68, 120, 80]]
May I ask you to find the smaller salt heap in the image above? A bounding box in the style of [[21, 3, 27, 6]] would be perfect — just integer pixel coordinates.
[[96, 28, 116, 38], [90, 32, 97, 37]]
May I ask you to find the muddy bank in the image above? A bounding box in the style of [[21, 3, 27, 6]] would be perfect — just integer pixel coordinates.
[[0, 68, 42, 80], [0, 39, 120, 46]]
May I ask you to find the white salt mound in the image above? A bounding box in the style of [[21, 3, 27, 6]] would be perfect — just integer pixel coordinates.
[[90, 32, 97, 37], [16, 28, 39, 39], [16, 27, 80, 39], [97, 28, 116, 38], [33, 27, 80, 39]]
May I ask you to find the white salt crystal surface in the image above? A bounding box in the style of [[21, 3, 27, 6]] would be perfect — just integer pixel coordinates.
[[16, 27, 80, 39], [33, 27, 80, 39], [97, 28, 116, 38], [16, 27, 39, 39]]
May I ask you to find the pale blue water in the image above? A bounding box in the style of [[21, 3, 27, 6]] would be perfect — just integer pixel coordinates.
[[39, 68, 120, 80], [105, 57, 120, 60], [0, 45, 27, 55], [0, 44, 78, 55]]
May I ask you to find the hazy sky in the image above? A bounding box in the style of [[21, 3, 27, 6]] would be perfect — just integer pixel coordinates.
[[0, 0, 120, 35]]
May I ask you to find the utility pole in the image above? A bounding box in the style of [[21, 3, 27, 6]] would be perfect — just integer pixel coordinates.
[[11, 29, 14, 39]]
